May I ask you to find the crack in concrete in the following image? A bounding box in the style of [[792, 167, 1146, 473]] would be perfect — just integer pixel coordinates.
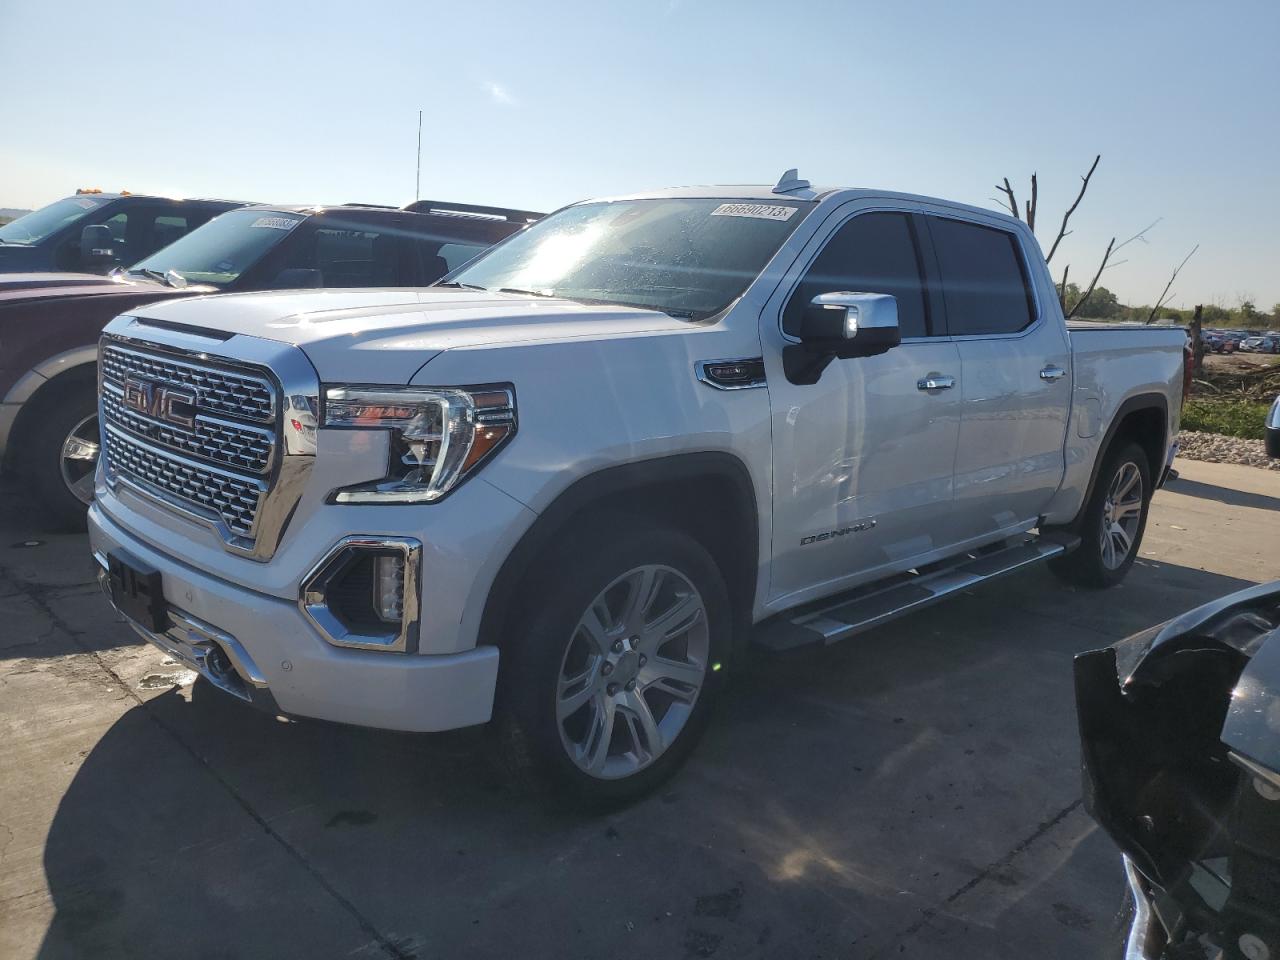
[[6, 569, 415, 960], [869, 798, 1084, 957]]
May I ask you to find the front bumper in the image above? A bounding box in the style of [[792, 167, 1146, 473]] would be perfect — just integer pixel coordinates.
[[89, 503, 501, 732], [1121, 856, 1167, 960]]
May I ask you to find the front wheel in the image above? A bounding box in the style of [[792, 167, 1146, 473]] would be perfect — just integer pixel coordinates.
[[22, 375, 100, 532], [1050, 440, 1152, 588], [499, 520, 732, 808]]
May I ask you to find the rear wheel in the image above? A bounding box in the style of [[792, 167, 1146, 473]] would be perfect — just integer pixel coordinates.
[[499, 520, 732, 808], [22, 374, 99, 532], [1050, 441, 1152, 588]]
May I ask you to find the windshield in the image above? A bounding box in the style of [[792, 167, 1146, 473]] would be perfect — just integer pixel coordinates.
[[128, 209, 305, 286], [449, 198, 809, 319], [0, 196, 108, 245]]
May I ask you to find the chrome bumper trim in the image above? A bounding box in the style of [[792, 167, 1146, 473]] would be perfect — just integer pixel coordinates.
[[1123, 856, 1165, 960], [96, 553, 269, 704]]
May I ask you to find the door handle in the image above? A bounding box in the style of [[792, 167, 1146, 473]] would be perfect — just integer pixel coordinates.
[[917, 374, 956, 391], [1040, 364, 1066, 382]]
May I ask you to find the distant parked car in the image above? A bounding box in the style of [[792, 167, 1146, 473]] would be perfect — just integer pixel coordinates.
[[1241, 335, 1280, 354], [0, 191, 244, 274], [0, 199, 541, 527]]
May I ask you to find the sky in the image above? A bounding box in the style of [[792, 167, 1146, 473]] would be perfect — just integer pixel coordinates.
[[2, 0, 1277, 309]]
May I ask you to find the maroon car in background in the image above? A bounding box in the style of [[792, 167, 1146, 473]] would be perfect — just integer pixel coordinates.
[[0, 199, 540, 528]]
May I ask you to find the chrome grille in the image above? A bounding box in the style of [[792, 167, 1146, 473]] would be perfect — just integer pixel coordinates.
[[103, 426, 266, 538], [101, 345, 275, 423], [102, 388, 274, 474], [100, 340, 281, 545]]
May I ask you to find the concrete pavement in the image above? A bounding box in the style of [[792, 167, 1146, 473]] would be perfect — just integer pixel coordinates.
[[1, 458, 1276, 959]]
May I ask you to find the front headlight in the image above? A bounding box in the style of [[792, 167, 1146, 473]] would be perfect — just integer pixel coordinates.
[[323, 384, 516, 503]]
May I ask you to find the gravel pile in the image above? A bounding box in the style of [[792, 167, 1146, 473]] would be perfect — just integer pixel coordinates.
[[1177, 430, 1280, 471]]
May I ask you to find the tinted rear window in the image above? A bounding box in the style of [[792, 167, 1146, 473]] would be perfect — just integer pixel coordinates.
[[928, 217, 1034, 336]]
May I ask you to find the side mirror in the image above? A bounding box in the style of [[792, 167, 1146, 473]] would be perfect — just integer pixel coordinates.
[[79, 224, 116, 267], [271, 268, 322, 289], [783, 291, 901, 384]]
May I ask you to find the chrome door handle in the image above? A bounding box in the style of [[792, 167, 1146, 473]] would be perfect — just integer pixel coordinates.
[[917, 374, 956, 391], [1040, 364, 1066, 382]]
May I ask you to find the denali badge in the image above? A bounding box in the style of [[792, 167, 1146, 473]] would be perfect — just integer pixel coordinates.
[[801, 520, 876, 545], [122, 375, 197, 429]]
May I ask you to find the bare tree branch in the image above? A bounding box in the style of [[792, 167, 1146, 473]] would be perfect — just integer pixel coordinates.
[[1045, 154, 1100, 264], [1026, 173, 1037, 232], [1058, 262, 1070, 313], [1145, 244, 1200, 324], [996, 178, 1020, 220], [1066, 237, 1115, 319]]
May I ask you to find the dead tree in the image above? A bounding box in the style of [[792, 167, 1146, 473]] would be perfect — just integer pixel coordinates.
[[1189, 304, 1205, 377], [995, 155, 1175, 320], [1145, 245, 1200, 324]]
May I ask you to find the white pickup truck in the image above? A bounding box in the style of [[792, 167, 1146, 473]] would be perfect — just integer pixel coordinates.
[[89, 172, 1188, 804]]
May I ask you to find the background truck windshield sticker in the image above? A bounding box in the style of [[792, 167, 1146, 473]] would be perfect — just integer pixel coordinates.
[[710, 203, 797, 221], [249, 216, 300, 230]]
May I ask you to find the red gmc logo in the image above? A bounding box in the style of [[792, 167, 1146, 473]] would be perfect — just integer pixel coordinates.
[[122, 375, 197, 430]]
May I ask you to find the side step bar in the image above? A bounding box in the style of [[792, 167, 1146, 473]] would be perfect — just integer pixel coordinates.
[[753, 531, 1081, 652]]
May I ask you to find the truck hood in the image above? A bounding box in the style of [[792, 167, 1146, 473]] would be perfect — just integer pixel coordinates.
[[126, 288, 694, 383], [0, 272, 213, 306]]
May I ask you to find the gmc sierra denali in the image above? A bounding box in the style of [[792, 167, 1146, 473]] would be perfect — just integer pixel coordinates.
[[88, 172, 1188, 804]]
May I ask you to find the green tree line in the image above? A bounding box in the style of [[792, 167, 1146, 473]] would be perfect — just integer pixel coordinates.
[[1060, 283, 1280, 330]]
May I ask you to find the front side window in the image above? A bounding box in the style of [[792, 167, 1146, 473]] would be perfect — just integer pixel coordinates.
[[782, 212, 930, 339], [0, 196, 108, 245], [128, 208, 305, 286], [450, 198, 809, 320], [927, 217, 1035, 336]]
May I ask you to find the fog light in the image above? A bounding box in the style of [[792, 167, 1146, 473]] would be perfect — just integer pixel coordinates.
[[373, 555, 405, 624], [300, 537, 421, 652]]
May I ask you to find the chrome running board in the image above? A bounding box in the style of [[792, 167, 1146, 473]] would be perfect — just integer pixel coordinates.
[[753, 531, 1080, 652]]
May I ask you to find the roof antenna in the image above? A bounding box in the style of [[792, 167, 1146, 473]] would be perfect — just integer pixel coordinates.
[[773, 168, 810, 194]]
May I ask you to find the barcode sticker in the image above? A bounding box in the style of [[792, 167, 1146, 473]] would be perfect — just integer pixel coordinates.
[[249, 216, 299, 230], [710, 203, 797, 221]]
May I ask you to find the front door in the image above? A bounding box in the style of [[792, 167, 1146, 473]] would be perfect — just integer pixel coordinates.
[[922, 214, 1070, 541], [760, 205, 965, 610]]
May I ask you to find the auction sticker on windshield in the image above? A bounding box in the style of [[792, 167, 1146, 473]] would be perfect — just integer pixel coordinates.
[[249, 216, 301, 230], [710, 203, 798, 221]]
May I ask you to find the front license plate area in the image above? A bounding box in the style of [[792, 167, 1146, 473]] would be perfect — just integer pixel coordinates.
[[107, 551, 169, 633]]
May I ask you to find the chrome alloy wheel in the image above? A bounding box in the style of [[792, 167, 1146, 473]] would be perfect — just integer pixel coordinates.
[[1100, 461, 1144, 570], [59, 413, 100, 505], [556, 564, 710, 780]]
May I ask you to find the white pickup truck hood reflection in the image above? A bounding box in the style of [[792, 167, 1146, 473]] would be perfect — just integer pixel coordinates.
[[127, 288, 691, 383]]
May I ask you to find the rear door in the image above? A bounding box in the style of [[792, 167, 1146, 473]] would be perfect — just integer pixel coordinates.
[[922, 213, 1070, 542]]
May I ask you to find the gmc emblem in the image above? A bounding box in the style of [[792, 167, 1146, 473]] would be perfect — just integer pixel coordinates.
[[122, 375, 197, 429]]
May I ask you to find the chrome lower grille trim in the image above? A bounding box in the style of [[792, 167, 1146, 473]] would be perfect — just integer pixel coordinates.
[[103, 423, 266, 540]]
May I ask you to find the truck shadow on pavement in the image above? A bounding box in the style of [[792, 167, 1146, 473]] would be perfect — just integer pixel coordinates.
[[1164, 474, 1280, 513], [34, 561, 1259, 960]]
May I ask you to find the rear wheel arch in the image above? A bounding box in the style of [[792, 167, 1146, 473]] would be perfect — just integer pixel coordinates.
[[479, 452, 760, 656], [1070, 393, 1169, 529]]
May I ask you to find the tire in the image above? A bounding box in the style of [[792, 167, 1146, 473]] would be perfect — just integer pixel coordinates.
[[1050, 440, 1152, 589], [497, 517, 732, 809], [20, 373, 99, 532]]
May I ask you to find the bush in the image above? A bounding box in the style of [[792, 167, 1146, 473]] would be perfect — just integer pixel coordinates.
[[1181, 399, 1270, 440]]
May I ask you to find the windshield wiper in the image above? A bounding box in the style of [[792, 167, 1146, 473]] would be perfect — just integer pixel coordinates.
[[130, 267, 173, 286], [498, 287, 558, 298], [435, 281, 487, 291]]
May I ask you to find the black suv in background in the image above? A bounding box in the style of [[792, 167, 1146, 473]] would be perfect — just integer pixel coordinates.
[[0, 192, 244, 274], [0, 199, 542, 527]]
